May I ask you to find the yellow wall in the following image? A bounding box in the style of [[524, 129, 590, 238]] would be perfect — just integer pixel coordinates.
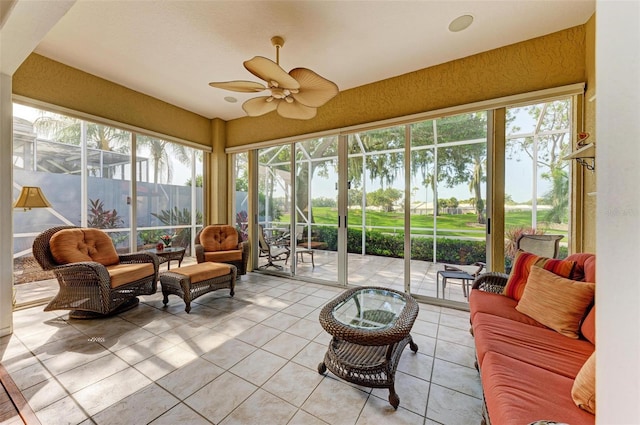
[[12, 54, 212, 147], [583, 15, 597, 253], [227, 26, 587, 147]]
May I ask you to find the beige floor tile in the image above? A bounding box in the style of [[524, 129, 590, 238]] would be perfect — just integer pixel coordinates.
[[297, 295, 329, 308], [157, 321, 211, 345], [56, 353, 130, 393], [72, 368, 152, 416], [262, 332, 309, 359], [435, 339, 477, 369], [92, 383, 179, 425], [149, 403, 210, 425], [292, 341, 328, 372], [431, 359, 482, 399], [34, 395, 89, 425], [436, 324, 475, 348], [157, 357, 224, 399], [235, 323, 281, 347], [371, 371, 430, 415], [112, 334, 173, 364], [397, 350, 434, 381], [229, 349, 287, 386], [302, 378, 369, 425], [220, 388, 297, 425], [200, 338, 256, 369], [356, 394, 426, 425], [96, 326, 156, 352], [184, 372, 256, 424], [21, 379, 67, 412], [426, 384, 483, 425], [409, 333, 437, 357], [288, 410, 329, 425], [285, 317, 324, 340], [417, 309, 441, 324], [261, 311, 302, 331], [412, 319, 439, 338], [281, 302, 318, 318], [439, 312, 472, 330], [7, 361, 52, 391], [176, 330, 233, 356], [133, 344, 200, 381], [263, 362, 323, 407]]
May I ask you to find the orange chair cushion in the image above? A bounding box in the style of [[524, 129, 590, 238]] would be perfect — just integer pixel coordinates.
[[472, 312, 594, 378], [516, 267, 595, 339], [469, 290, 547, 328], [50, 228, 120, 266], [481, 351, 595, 424], [201, 225, 239, 252], [172, 262, 233, 283], [572, 352, 596, 414], [106, 263, 154, 288], [203, 250, 242, 263], [503, 250, 576, 300]]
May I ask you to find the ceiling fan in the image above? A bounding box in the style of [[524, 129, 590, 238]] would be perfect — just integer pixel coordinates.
[[209, 36, 339, 120]]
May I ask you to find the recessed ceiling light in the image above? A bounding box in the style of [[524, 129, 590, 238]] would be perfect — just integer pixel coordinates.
[[224, 96, 238, 103], [449, 14, 474, 32]]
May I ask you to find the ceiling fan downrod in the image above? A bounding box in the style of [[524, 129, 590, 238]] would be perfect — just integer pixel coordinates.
[[271, 36, 284, 65]]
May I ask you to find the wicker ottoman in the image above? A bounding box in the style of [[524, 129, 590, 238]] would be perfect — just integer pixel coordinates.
[[159, 262, 236, 313]]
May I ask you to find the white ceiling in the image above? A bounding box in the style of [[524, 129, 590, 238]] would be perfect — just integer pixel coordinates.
[[34, 0, 595, 121]]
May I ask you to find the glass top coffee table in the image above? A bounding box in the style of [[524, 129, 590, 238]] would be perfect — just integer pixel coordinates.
[[317, 286, 419, 409]]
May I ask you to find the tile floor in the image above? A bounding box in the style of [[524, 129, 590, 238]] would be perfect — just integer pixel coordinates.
[[3, 273, 483, 425]]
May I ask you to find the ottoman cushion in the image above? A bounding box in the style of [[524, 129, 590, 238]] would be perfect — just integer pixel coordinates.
[[171, 263, 232, 283]]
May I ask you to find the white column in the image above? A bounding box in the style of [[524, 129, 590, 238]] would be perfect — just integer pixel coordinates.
[[0, 73, 14, 337], [596, 0, 640, 423]]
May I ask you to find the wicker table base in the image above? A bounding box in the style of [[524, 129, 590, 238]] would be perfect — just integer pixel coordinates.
[[317, 287, 419, 409], [159, 263, 236, 313]]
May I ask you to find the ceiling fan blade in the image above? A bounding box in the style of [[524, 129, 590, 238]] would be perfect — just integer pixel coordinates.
[[242, 96, 278, 117], [277, 101, 317, 120], [288, 68, 339, 107], [244, 56, 300, 89], [208, 81, 266, 93]]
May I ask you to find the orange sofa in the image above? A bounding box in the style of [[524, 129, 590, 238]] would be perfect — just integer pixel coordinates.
[[469, 253, 596, 425]]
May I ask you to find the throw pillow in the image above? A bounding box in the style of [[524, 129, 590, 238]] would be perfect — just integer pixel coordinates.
[[503, 250, 576, 300], [516, 266, 595, 338], [572, 352, 596, 414]]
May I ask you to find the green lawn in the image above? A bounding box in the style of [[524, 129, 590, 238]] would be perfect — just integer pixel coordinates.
[[280, 207, 568, 239]]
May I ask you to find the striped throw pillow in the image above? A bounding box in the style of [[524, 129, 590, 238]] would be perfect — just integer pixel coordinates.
[[516, 266, 595, 338], [503, 250, 576, 300]]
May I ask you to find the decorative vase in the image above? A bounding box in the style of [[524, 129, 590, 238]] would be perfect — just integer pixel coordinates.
[[156, 242, 164, 251]]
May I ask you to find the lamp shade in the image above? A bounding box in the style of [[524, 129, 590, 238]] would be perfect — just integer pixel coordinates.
[[13, 186, 52, 210]]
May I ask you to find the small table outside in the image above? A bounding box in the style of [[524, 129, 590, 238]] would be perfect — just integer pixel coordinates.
[[146, 246, 186, 270], [436, 270, 475, 299], [317, 286, 419, 409]]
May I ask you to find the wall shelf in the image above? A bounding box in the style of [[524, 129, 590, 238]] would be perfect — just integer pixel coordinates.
[[563, 142, 595, 160]]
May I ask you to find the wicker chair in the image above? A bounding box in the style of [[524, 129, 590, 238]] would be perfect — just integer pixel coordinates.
[[33, 226, 159, 318], [194, 225, 249, 275]]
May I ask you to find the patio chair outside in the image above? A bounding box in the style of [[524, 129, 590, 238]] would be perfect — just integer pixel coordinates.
[[517, 234, 564, 258], [258, 225, 290, 270]]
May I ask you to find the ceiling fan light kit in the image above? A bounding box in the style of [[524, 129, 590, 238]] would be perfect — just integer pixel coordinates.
[[209, 36, 339, 120]]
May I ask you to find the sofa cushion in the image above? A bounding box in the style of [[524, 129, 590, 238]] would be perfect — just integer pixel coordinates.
[[106, 263, 154, 288], [565, 253, 596, 281], [203, 250, 243, 263], [481, 351, 595, 425], [201, 225, 239, 252], [50, 228, 119, 266], [503, 250, 576, 300], [469, 290, 547, 328], [580, 306, 596, 345], [572, 352, 596, 414], [516, 267, 595, 339], [472, 312, 594, 378]]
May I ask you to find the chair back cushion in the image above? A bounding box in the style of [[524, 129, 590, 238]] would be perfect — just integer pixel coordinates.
[[201, 225, 238, 252], [50, 228, 120, 266]]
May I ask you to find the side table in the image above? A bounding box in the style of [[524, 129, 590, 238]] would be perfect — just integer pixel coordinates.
[[317, 286, 419, 409], [145, 246, 185, 270]]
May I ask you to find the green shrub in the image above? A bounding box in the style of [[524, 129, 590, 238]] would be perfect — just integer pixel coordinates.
[[311, 226, 486, 264]]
